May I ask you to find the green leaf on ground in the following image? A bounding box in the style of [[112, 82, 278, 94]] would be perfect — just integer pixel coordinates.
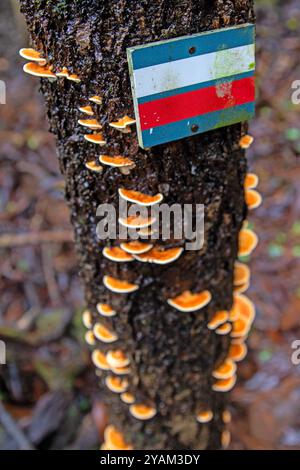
[[285, 127, 300, 142], [268, 243, 284, 257], [259, 349, 272, 362]]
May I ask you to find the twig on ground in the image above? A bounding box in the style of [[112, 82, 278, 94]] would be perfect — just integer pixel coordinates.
[[0, 230, 73, 247]]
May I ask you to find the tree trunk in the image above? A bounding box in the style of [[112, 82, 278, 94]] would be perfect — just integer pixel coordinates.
[[20, 0, 255, 450]]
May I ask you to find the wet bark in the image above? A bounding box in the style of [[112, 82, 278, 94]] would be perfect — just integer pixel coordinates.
[[20, 0, 254, 450]]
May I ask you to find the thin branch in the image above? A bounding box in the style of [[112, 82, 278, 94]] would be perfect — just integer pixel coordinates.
[[0, 230, 73, 247]]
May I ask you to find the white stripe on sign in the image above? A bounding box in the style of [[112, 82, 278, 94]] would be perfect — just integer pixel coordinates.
[[133, 44, 255, 99]]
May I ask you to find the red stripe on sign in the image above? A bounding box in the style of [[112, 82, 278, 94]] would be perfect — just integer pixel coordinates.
[[138, 77, 255, 131]]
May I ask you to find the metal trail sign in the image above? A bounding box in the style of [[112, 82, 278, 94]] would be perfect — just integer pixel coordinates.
[[127, 24, 255, 149]]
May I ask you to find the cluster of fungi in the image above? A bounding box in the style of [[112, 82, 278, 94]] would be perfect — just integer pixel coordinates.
[[20, 47, 261, 451]]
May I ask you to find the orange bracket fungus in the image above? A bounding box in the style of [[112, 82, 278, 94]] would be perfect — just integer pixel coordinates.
[[245, 189, 262, 210], [91, 350, 110, 371], [78, 105, 94, 115], [89, 95, 102, 105], [99, 155, 134, 168], [230, 317, 251, 338], [228, 342, 247, 362], [212, 374, 237, 393], [118, 214, 156, 229], [67, 73, 81, 82], [109, 116, 136, 130], [133, 246, 183, 264], [96, 303, 116, 317], [129, 404, 157, 421], [244, 172, 259, 189], [85, 330, 96, 346], [78, 118, 102, 129], [105, 376, 129, 394], [118, 188, 163, 206], [121, 392, 135, 404], [103, 275, 139, 294], [84, 161, 103, 172], [111, 365, 131, 375], [212, 359, 237, 380], [215, 322, 232, 335], [234, 261, 250, 286], [234, 281, 250, 294], [84, 133, 106, 145], [93, 323, 118, 343], [103, 425, 133, 450], [120, 240, 153, 255], [196, 410, 213, 424], [23, 62, 56, 79], [82, 309, 93, 329], [19, 48, 46, 65], [167, 290, 211, 312], [102, 246, 134, 262], [234, 266, 251, 294], [106, 350, 130, 369], [239, 134, 254, 149], [207, 311, 228, 330], [232, 293, 256, 323], [230, 294, 255, 338], [238, 228, 258, 257]]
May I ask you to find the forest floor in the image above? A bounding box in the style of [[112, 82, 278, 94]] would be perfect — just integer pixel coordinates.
[[0, 0, 300, 450]]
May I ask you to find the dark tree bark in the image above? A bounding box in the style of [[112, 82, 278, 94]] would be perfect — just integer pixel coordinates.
[[20, 0, 254, 450]]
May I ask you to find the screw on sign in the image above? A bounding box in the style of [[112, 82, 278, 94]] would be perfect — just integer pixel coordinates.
[[127, 24, 255, 148]]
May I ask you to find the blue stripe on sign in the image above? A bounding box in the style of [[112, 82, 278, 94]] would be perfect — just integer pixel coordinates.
[[137, 71, 255, 105], [129, 24, 255, 70], [141, 102, 255, 148]]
